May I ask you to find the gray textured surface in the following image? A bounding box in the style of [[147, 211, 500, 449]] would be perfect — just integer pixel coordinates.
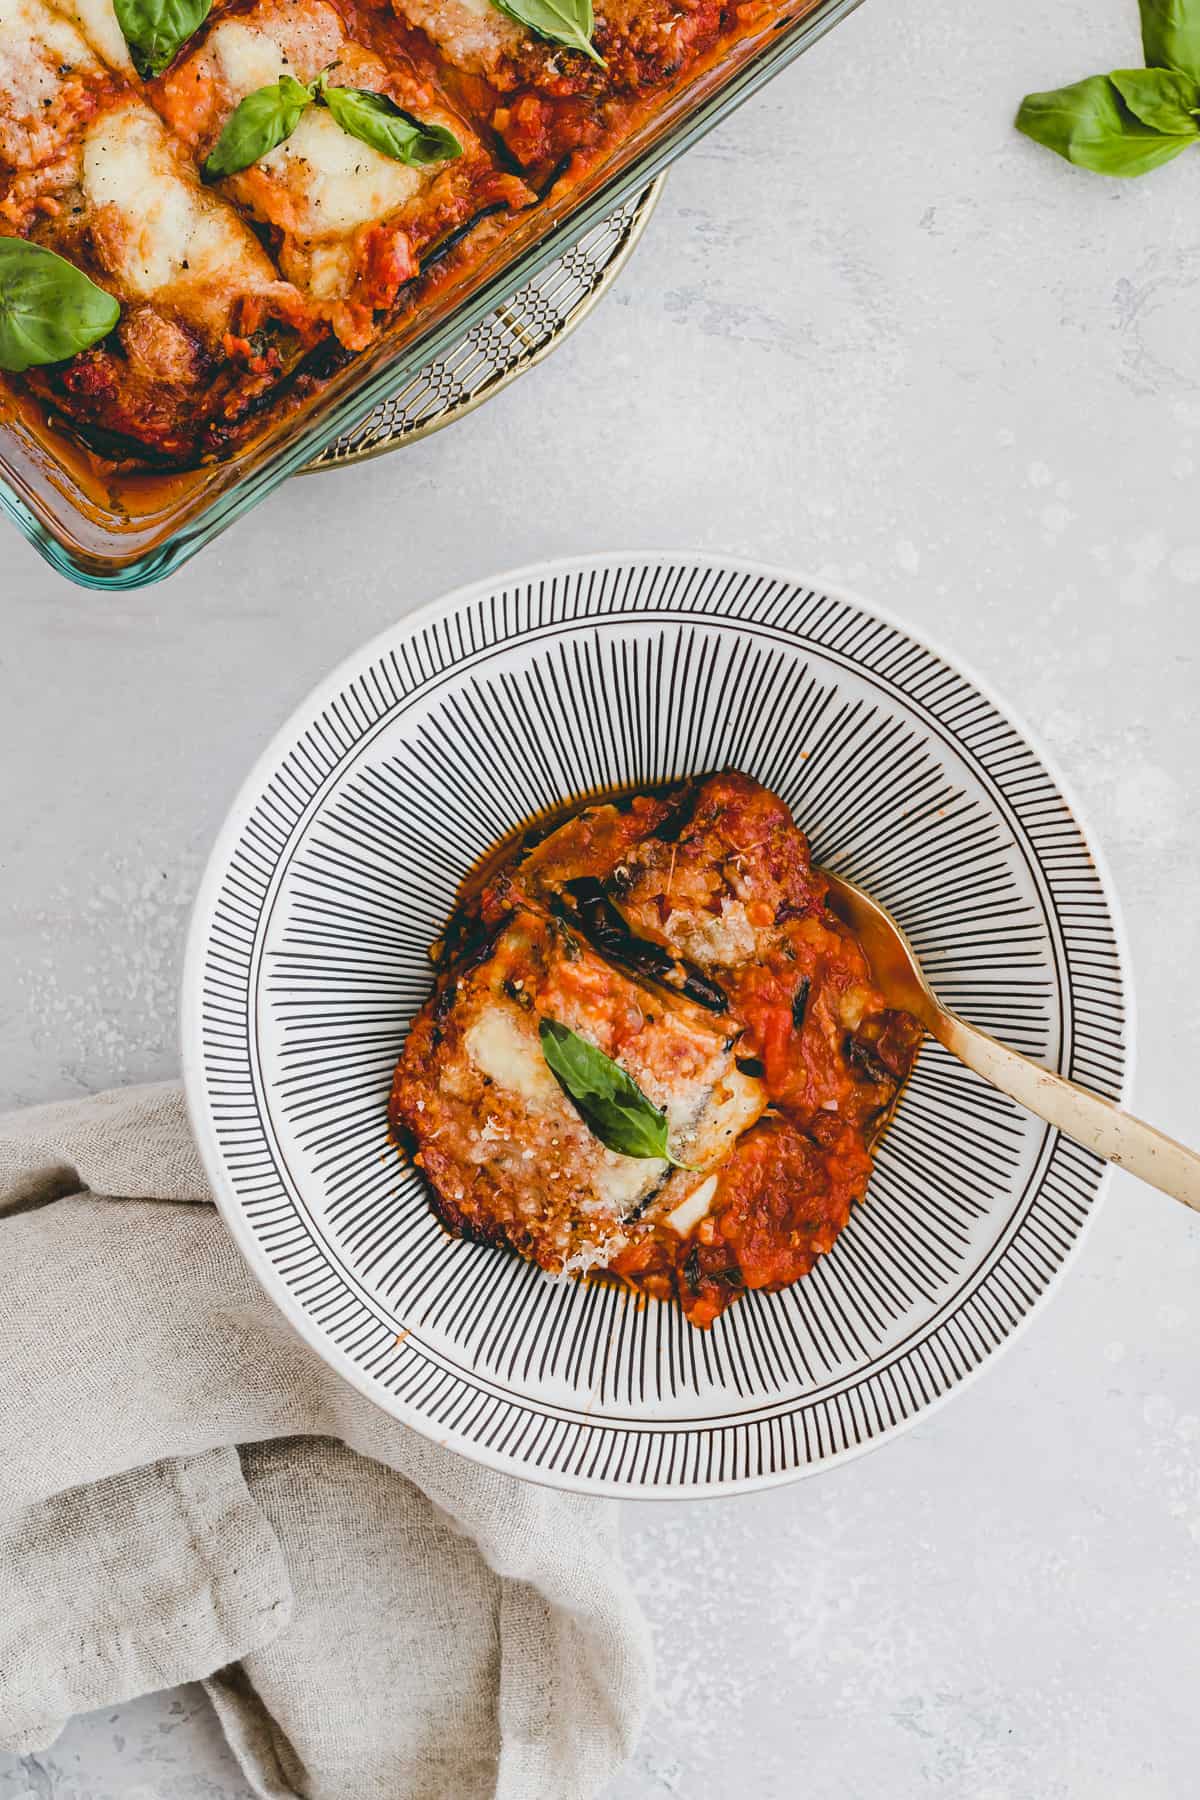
[[2, 0, 1198, 1792]]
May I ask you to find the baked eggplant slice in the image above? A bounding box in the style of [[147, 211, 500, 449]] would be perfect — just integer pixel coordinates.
[[0, 0, 120, 195], [391, 905, 765, 1274], [154, 0, 530, 349], [392, 773, 923, 1328], [389, 0, 731, 175], [19, 93, 317, 462]]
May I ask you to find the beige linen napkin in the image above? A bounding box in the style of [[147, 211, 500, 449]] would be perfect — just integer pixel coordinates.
[[0, 1082, 652, 1800]]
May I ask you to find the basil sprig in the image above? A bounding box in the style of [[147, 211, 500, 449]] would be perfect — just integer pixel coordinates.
[[204, 73, 462, 181], [203, 74, 314, 180], [0, 240, 119, 373], [539, 1019, 694, 1166], [1016, 0, 1200, 176], [319, 82, 463, 164], [1111, 63, 1200, 130], [493, 0, 605, 66], [1141, 0, 1200, 80], [113, 0, 212, 77], [1017, 73, 1196, 174]]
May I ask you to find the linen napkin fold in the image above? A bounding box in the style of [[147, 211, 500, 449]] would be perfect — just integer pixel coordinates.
[[0, 1082, 652, 1800]]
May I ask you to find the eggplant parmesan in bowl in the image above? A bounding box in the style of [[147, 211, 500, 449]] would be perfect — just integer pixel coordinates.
[[390, 772, 923, 1328], [184, 555, 1129, 1490]]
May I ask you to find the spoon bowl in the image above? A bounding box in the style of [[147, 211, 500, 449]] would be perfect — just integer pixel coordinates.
[[822, 869, 1200, 1214], [823, 870, 940, 1030]]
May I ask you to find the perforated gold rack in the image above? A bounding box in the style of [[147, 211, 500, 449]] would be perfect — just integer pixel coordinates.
[[303, 178, 664, 472]]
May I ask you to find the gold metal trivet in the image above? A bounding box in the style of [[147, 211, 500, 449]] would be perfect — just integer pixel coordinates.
[[302, 176, 665, 473]]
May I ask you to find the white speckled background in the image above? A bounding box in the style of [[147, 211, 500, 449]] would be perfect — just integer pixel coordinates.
[[2, 0, 1198, 1791]]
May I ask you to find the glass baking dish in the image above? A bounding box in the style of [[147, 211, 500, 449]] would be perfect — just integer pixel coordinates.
[[0, 0, 861, 588]]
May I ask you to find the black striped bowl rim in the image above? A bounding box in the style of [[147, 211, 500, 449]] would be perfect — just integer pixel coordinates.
[[182, 554, 1131, 1497]]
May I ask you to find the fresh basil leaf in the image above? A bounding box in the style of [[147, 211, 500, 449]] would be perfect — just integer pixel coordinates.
[[318, 83, 462, 165], [539, 1018, 692, 1165], [203, 75, 314, 181], [0, 239, 119, 373], [1015, 73, 1196, 175], [1140, 0, 1200, 80], [113, 0, 212, 77], [492, 0, 605, 66], [1110, 65, 1200, 133]]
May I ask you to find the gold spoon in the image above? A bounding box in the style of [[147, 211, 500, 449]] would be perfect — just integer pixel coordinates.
[[823, 870, 1200, 1213]]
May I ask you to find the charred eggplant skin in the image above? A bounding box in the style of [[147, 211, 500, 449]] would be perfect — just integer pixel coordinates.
[[558, 877, 729, 1012], [652, 780, 703, 844], [792, 976, 811, 1029]]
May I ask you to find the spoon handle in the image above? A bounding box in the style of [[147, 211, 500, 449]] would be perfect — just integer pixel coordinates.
[[930, 1009, 1200, 1213]]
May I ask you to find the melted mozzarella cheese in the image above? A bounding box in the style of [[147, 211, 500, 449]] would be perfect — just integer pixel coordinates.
[[206, 11, 434, 291], [0, 0, 100, 71], [664, 897, 760, 969], [665, 1173, 718, 1236], [0, 0, 107, 173], [304, 237, 354, 300], [684, 1065, 765, 1163], [209, 19, 294, 92], [390, 0, 523, 76], [208, 6, 344, 91], [259, 104, 423, 239], [82, 100, 277, 307], [45, 0, 133, 70], [592, 1149, 667, 1215], [465, 1008, 562, 1111], [0, 0, 102, 108]]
